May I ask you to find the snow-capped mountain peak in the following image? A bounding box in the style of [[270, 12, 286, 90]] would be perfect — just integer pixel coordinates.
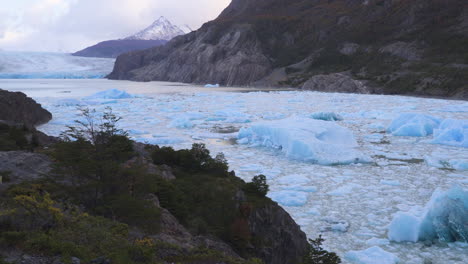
[[126, 16, 185, 41]]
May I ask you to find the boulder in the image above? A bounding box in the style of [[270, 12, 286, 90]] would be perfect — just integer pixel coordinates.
[[0, 89, 52, 129]]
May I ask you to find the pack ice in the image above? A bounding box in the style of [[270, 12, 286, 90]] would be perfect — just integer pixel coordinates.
[[388, 185, 468, 243], [237, 117, 369, 165], [345, 246, 399, 264]]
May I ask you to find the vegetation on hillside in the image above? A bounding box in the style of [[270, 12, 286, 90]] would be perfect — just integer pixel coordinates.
[[0, 108, 340, 264]]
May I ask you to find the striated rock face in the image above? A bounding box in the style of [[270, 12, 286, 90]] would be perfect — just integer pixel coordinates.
[[0, 89, 52, 128], [302, 73, 370, 94], [248, 203, 309, 264], [109, 24, 272, 86], [109, 0, 468, 99]]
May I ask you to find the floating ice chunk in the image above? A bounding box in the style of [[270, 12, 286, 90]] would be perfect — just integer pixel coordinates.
[[327, 183, 361, 196], [277, 174, 309, 185], [128, 129, 149, 136], [238, 117, 369, 165], [268, 191, 308, 207], [431, 119, 468, 148], [204, 84, 220, 88], [282, 185, 318, 193], [134, 137, 185, 145], [387, 113, 440, 137], [215, 109, 251, 123], [306, 208, 321, 216], [425, 156, 468, 171], [320, 218, 350, 232], [345, 246, 399, 264], [55, 98, 85, 106], [388, 185, 468, 243], [169, 112, 206, 121], [310, 112, 343, 121], [367, 122, 386, 132], [85, 89, 134, 99], [365, 238, 390, 246], [168, 118, 194, 129], [262, 112, 287, 120], [380, 180, 401, 186]]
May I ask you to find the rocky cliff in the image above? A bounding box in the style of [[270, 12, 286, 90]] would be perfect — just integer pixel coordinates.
[[109, 0, 468, 99], [0, 89, 52, 128]]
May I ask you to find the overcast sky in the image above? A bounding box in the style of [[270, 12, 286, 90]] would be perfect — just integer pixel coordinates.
[[0, 0, 231, 53]]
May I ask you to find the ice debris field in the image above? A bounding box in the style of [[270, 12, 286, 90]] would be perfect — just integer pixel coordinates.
[[0, 51, 115, 79], [7, 79, 467, 264]]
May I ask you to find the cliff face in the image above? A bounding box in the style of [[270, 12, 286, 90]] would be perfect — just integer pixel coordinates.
[[0, 89, 52, 128], [109, 0, 468, 98]]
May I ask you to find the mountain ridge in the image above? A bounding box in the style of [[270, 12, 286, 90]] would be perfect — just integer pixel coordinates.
[[73, 16, 187, 58], [108, 0, 468, 99]]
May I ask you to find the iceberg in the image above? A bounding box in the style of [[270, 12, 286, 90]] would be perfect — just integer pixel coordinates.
[[268, 190, 308, 207], [387, 113, 440, 137], [431, 119, 468, 148], [388, 185, 468, 243], [238, 117, 369, 165], [204, 84, 220, 88], [85, 89, 135, 99], [310, 112, 343, 121], [345, 246, 399, 264]]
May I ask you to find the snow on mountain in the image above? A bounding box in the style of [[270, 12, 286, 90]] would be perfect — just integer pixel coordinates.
[[179, 24, 193, 34], [126, 16, 186, 41]]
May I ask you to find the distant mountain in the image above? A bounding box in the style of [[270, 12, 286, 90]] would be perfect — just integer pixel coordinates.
[[109, 0, 468, 99], [72, 39, 167, 59], [73, 16, 187, 58], [126, 16, 186, 41]]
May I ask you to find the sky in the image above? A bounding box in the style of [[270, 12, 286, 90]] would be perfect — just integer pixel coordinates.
[[0, 0, 231, 52]]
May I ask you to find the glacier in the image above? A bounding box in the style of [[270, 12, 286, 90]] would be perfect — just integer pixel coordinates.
[[0, 51, 114, 79], [388, 185, 468, 243], [237, 117, 369, 165]]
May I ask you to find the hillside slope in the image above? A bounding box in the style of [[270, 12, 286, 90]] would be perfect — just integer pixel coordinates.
[[108, 0, 468, 99]]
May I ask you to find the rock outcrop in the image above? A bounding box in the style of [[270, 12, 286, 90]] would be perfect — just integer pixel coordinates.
[[302, 73, 370, 94], [109, 0, 468, 99], [249, 203, 308, 264], [0, 89, 52, 128]]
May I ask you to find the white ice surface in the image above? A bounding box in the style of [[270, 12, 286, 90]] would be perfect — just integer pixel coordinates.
[[0, 51, 115, 79], [345, 246, 399, 264], [5, 79, 467, 264]]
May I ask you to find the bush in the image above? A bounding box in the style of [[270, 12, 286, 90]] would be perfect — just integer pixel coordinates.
[[302, 236, 341, 264], [244, 175, 269, 197]]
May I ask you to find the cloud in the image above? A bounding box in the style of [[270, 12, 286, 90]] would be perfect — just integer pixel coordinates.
[[0, 0, 231, 52]]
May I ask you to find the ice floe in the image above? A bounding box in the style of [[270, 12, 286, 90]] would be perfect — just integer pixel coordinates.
[[238, 117, 370, 165], [345, 246, 399, 264]]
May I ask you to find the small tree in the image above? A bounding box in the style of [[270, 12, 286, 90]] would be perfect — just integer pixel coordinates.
[[245, 175, 269, 197], [302, 235, 341, 264], [54, 107, 133, 208]]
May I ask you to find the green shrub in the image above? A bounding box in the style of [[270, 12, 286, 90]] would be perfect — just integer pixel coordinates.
[[302, 236, 341, 264]]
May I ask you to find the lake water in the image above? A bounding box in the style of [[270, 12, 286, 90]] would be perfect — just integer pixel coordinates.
[[2, 79, 467, 264]]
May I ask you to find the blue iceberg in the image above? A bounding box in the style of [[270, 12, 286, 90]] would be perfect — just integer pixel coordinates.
[[388, 185, 468, 243], [387, 113, 440, 137], [431, 119, 468, 148]]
